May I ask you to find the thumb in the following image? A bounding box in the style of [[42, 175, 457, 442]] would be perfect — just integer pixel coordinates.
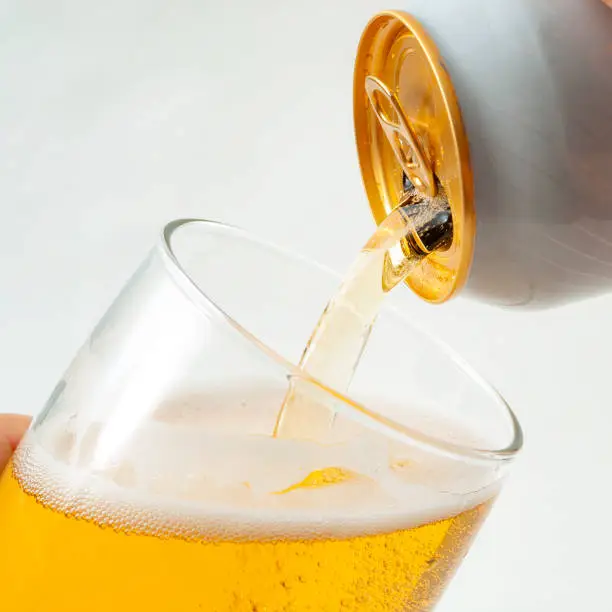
[[0, 437, 13, 475], [0, 414, 32, 474]]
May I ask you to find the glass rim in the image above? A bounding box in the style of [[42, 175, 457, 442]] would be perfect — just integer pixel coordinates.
[[159, 218, 523, 465]]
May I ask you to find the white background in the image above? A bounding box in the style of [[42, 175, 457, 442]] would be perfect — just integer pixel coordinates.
[[1, 2, 610, 610]]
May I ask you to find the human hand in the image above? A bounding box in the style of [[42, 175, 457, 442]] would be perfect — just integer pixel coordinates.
[[0, 415, 31, 473]]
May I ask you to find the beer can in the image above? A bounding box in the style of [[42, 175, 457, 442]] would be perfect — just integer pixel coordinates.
[[354, 4, 612, 308]]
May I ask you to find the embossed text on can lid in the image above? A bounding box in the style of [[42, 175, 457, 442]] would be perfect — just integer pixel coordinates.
[[354, 11, 475, 303]]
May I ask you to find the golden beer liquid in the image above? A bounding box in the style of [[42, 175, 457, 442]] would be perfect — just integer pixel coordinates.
[[0, 458, 491, 612]]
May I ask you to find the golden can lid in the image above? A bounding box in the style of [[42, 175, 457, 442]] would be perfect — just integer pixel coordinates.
[[354, 11, 475, 304]]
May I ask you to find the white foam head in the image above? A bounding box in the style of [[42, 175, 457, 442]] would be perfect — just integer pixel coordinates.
[[15, 389, 502, 541]]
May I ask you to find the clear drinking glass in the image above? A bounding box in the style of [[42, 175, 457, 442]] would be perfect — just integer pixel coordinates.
[[0, 219, 522, 612]]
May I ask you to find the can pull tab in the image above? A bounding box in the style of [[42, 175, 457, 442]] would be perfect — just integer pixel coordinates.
[[364, 75, 437, 198]]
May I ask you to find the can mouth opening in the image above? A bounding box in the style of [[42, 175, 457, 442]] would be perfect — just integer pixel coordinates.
[[399, 172, 454, 256]]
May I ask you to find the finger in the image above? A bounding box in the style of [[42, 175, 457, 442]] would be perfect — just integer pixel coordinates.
[[0, 414, 32, 451], [0, 414, 31, 474], [603, 0, 612, 8], [0, 437, 13, 474]]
